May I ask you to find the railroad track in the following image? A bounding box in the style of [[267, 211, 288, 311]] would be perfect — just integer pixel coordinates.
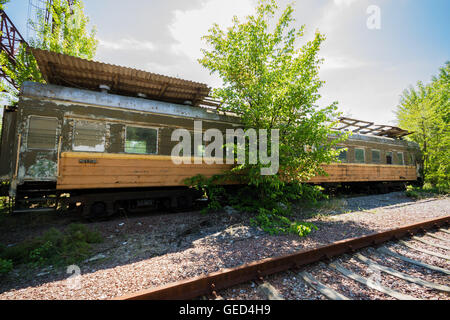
[[115, 216, 450, 300]]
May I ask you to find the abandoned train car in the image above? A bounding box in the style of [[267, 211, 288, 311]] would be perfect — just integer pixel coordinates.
[[0, 49, 421, 217]]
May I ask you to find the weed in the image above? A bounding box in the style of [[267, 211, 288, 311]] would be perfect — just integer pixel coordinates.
[[0, 258, 13, 275], [405, 184, 448, 200], [0, 223, 103, 273], [185, 175, 321, 237]]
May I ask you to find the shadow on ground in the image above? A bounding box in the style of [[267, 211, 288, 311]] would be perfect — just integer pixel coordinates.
[[0, 191, 445, 296]]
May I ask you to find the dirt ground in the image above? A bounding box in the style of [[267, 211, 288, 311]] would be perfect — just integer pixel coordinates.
[[0, 191, 448, 299]]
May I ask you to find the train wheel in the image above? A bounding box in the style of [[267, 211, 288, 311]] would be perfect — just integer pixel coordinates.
[[90, 202, 107, 217], [161, 198, 172, 210], [177, 196, 192, 210], [378, 183, 388, 194]]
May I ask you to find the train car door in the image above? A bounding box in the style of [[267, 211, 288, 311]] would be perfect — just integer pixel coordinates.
[[20, 115, 61, 183]]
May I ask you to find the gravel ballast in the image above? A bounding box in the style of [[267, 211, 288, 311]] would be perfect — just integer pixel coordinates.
[[0, 192, 448, 300]]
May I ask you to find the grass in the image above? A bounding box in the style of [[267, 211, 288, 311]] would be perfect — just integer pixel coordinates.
[[0, 191, 105, 277], [405, 183, 449, 200], [0, 223, 103, 275], [293, 197, 348, 220], [0, 196, 11, 212]]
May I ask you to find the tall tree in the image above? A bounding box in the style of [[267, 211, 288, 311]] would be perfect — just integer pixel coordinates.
[[0, 0, 98, 104], [199, 0, 344, 186], [396, 62, 449, 190], [197, 0, 346, 236], [0, 0, 9, 10]]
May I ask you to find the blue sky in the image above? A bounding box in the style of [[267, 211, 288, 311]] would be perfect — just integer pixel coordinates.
[[3, 0, 449, 125]]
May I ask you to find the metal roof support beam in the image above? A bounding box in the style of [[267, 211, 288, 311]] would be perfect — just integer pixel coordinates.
[[333, 117, 411, 139]]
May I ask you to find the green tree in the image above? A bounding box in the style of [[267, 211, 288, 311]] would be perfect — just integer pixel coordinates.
[[196, 0, 346, 235], [0, 0, 98, 104], [0, 0, 9, 10], [199, 0, 344, 187], [396, 62, 449, 190]]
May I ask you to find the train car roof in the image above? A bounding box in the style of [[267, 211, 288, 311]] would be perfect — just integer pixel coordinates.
[[28, 49, 413, 142], [20, 81, 239, 125], [31, 48, 220, 108]]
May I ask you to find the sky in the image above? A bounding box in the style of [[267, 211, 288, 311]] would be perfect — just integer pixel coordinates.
[[2, 0, 449, 125]]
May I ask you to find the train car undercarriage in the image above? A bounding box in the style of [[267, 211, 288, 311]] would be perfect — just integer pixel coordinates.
[[2, 180, 419, 220]]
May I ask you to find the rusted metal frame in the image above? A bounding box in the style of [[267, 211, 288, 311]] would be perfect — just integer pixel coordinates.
[[44, 0, 53, 25], [0, 68, 17, 88], [352, 122, 375, 133], [375, 130, 396, 137], [0, 10, 27, 89], [340, 118, 372, 126], [334, 117, 411, 139], [385, 129, 411, 138], [0, 10, 27, 60], [339, 117, 368, 123], [32, 0, 75, 35], [374, 127, 411, 138], [359, 125, 389, 135], [116, 216, 449, 300], [337, 118, 383, 135], [201, 97, 222, 108], [399, 131, 414, 138], [336, 119, 360, 130]]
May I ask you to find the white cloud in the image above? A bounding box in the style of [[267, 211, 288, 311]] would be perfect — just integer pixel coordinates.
[[86, 0, 443, 126], [169, 0, 254, 61], [333, 0, 359, 6], [99, 38, 156, 52], [322, 56, 366, 70]]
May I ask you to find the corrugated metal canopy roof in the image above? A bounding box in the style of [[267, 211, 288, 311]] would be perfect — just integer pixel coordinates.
[[31, 48, 217, 107]]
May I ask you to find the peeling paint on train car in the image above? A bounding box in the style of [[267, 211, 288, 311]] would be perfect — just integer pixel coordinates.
[[0, 108, 18, 181], [27, 157, 57, 179], [1, 82, 421, 196]]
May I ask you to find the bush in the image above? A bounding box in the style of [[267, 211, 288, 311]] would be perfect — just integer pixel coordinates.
[[0, 223, 103, 268], [0, 258, 13, 275], [186, 174, 320, 238], [185, 174, 228, 214], [405, 184, 448, 200], [250, 207, 318, 237], [405, 185, 420, 199]]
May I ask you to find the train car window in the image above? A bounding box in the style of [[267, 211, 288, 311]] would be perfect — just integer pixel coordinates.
[[125, 126, 158, 155], [27, 116, 58, 150], [397, 152, 404, 165], [337, 147, 347, 162], [409, 153, 415, 165], [371, 150, 381, 163], [73, 120, 106, 152], [197, 144, 206, 157], [355, 148, 365, 163], [386, 152, 393, 164]]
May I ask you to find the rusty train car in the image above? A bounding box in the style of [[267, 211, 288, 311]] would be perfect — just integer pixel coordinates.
[[0, 49, 421, 217]]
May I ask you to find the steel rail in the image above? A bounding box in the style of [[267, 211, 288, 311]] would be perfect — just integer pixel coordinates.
[[115, 215, 450, 300]]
